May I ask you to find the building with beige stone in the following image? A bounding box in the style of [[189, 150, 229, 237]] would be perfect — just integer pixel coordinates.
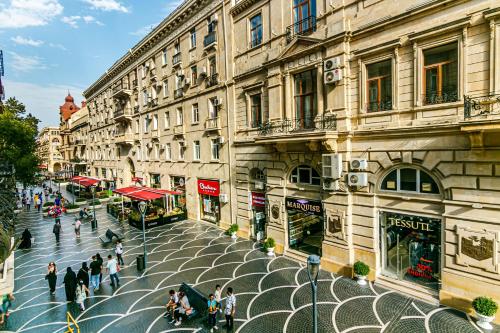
[[37, 126, 64, 173], [68, 102, 89, 175], [79, 0, 500, 321]]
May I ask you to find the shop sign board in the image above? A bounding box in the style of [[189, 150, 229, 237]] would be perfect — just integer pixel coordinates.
[[198, 179, 220, 196], [285, 197, 323, 215], [251, 192, 265, 207]]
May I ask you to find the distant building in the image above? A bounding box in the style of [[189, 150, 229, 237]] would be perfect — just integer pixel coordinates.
[[59, 93, 81, 177], [36, 127, 63, 173]]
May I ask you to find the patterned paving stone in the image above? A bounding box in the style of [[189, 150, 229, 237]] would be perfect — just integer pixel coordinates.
[[334, 296, 382, 332], [285, 303, 336, 333], [248, 286, 295, 317], [292, 280, 337, 309], [259, 267, 300, 291], [374, 291, 410, 324], [332, 278, 376, 301], [238, 311, 291, 333]]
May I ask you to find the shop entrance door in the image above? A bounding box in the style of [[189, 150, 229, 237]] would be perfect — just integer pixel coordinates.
[[286, 197, 324, 256]]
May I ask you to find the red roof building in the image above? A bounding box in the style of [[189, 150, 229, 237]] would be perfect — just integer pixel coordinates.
[[59, 93, 80, 121]]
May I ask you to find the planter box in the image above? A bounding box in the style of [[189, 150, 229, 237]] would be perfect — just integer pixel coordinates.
[[99, 197, 110, 203], [128, 212, 187, 230], [75, 201, 87, 206], [89, 204, 102, 209]]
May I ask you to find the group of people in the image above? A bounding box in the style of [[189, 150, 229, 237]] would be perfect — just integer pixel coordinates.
[[164, 285, 236, 332], [17, 188, 43, 212], [45, 244, 124, 311]]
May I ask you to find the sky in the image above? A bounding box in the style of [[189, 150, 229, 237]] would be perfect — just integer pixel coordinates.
[[0, 0, 184, 129]]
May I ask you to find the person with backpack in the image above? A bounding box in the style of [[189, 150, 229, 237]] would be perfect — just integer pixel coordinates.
[[53, 220, 61, 243], [207, 293, 219, 332], [75, 280, 89, 311]]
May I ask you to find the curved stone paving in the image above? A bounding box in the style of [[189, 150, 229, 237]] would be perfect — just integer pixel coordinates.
[[5, 192, 493, 332]]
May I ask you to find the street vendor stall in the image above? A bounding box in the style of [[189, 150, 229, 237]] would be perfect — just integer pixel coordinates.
[[113, 186, 186, 229]]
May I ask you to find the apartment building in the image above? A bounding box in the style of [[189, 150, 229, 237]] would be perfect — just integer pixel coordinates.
[[37, 127, 64, 173], [68, 103, 89, 175], [83, 0, 233, 226], [229, 0, 500, 317], [59, 93, 83, 175]]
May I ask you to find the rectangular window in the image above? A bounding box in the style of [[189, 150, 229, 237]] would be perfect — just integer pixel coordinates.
[[174, 42, 180, 54], [153, 114, 158, 130], [294, 69, 317, 128], [164, 111, 170, 128], [211, 139, 219, 160], [209, 56, 217, 76], [366, 60, 392, 112], [142, 63, 147, 78], [423, 42, 458, 105], [293, 0, 316, 35], [142, 89, 148, 106], [165, 143, 171, 160], [137, 145, 142, 160], [143, 117, 148, 133], [163, 80, 168, 98], [176, 108, 183, 125], [250, 94, 262, 127], [208, 98, 218, 119], [250, 14, 263, 48], [193, 140, 200, 160], [154, 144, 159, 160], [162, 48, 168, 66], [179, 143, 185, 160], [190, 29, 196, 48], [191, 65, 198, 84], [192, 103, 199, 123]]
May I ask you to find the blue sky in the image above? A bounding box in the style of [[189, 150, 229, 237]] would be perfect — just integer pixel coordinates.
[[0, 0, 183, 128]]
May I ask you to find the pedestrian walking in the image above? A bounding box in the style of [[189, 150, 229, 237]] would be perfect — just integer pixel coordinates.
[[53, 220, 61, 243], [54, 196, 61, 207], [74, 219, 81, 239], [63, 267, 77, 302], [89, 256, 101, 292], [77, 262, 90, 295], [215, 284, 222, 314], [75, 280, 89, 311], [26, 197, 31, 211], [106, 254, 120, 287], [45, 262, 57, 295], [0, 293, 14, 325], [207, 293, 219, 332], [96, 253, 103, 284], [36, 196, 42, 212], [18, 229, 32, 249], [224, 287, 236, 330], [115, 240, 124, 266]]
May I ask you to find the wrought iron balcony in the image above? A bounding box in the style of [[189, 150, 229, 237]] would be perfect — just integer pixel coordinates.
[[366, 100, 393, 113], [286, 16, 317, 43], [113, 108, 133, 122], [206, 73, 219, 88], [422, 90, 458, 105], [204, 117, 221, 131], [112, 82, 132, 99], [258, 114, 337, 137], [464, 93, 500, 119], [172, 53, 182, 66], [204, 31, 217, 48]]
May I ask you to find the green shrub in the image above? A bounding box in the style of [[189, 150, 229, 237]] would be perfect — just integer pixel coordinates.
[[129, 211, 141, 222], [264, 238, 276, 249], [43, 202, 54, 207], [87, 199, 101, 206], [75, 198, 86, 202], [473, 297, 498, 317], [227, 224, 239, 234], [113, 197, 123, 202], [97, 191, 109, 198], [353, 261, 370, 276], [64, 203, 79, 209]]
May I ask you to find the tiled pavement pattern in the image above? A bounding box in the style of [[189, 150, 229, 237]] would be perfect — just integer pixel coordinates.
[[5, 192, 493, 332]]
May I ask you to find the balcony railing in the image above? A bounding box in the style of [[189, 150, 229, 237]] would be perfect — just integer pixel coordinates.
[[173, 124, 185, 135], [113, 108, 133, 121], [286, 16, 317, 43], [205, 117, 220, 131], [206, 73, 219, 88], [172, 53, 182, 66], [258, 114, 337, 137], [366, 100, 393, 113], [112, 82, 132, 98], [464, 93, 500, 119], [204, 31, 217, 48], [174, 88, 184, 99], [422, 90, 458, 105], [115, 132, 134, 145]]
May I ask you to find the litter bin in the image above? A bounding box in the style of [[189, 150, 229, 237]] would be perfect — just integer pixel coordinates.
[[91, 218, 97, 230], [137, 255, 145, 271]]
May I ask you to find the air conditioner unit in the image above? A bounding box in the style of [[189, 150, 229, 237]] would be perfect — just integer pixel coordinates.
[[324, 57, 341, 71], [350, 159, 368, 171], [219, 193, 228, 203], [254, 181, 265, 190], [324, 68, 343, 85], [322, 154, 342, 179], [217, 136, 225, 144], [348, 172, 368, 187], [322, 178, 339, 191]]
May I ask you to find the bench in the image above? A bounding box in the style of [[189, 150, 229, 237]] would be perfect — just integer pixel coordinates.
[[99, 228, 123, 244], [179, 282, 208, 320]]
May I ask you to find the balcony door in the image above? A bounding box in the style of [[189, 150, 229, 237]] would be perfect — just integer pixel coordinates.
[[293, 0, 315, 33], [294, 69, 317, 129]]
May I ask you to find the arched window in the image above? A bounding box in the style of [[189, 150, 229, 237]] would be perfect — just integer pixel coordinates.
[[289, 165, 321, 185], [381, 168, 439, 194]]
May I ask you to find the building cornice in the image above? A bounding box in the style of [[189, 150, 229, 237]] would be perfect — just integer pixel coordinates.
[[229, 0, 263, 16]]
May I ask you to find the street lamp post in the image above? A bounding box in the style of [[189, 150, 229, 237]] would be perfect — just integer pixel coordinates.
[[138, 201, 147, 269], [307, 255, 320, 333], [90, 185, 97, 229]]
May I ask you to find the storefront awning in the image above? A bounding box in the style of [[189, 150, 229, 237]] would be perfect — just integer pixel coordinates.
[[113, 186, 182, 201], [71, 175, 100, 187]]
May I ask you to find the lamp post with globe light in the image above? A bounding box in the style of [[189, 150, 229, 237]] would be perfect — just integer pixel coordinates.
[[138, 201, 148, 269], [307, 255, 320, 333]]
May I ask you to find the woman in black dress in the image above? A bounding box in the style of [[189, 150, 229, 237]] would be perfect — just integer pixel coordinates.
[[45, 262, 57, 295], [18, 229, 32, 249], [63, 267, 77, 302], [95, 253, 103, 284], [76, 262, 90, 294]]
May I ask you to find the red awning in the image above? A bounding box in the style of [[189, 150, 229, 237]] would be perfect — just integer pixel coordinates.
[[71, 176, 100, 187], [113, 186, 182, 201], [38, 164, 48, 169]]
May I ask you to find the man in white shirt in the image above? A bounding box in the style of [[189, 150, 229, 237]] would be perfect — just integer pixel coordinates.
[[115, 240, 124, 266], [106, 254, 120, 287], [224, 287, 236, 330]]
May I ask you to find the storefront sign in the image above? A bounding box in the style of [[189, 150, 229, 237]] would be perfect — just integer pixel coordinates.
[[385, 212, 438, 232], [198, 179, 220, 196], [285, 197, 323, 215], [251, 192, 265, 207], [456, 226, 499, 273]]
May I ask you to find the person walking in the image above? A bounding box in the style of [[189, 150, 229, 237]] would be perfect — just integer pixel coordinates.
[[106, 254, 120, 287], [18, 229, 32, 249], [96, 253, 103, 284], [53, 220, 61, 243], [224, 287, 236, 330], [63, 267, 77, 302], [54, 196, 61, 207], [36, 195, 42, 212], [215, 284, 222, 314], [26, 197, 31, 211], [45, 262, 57, 295], [89, 256, 101, 292], [77, 262, 90, 295], [74, 219, 81, 239], [115, 240, 124, 266], [75, 280, 89, 311], [207, 293, 219, 332]]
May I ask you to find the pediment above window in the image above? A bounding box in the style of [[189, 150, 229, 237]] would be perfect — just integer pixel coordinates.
[[275, 36, 323, 63]]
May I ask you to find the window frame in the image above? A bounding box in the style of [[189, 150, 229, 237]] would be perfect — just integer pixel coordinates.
[[293, 69, 317, 127], [210, 139, 220, 161], [192, 103, 199, 124], [178, 142, 185, 160], [366, 59, 393, 112], [164, 111, 170, 129], [165, 143, 172, 160], [380, 167, 440, 196], [249, 13, 263, 48], [176, 107, 183, 125], [289, 165, 321, 186], [250, 93, 262, 128], [193, 140, 201, 161], [190, 28, 197, 49], [162, 48, 168, 66], [191, 65, 198, 84], [163, 79, 168, 98]]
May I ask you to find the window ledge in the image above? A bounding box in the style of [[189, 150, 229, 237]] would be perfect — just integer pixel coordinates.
[[191, 122, 199, 125], [414, 101, 462, 111], [192, 160, 201, 163], [210, 160, 220, 163]]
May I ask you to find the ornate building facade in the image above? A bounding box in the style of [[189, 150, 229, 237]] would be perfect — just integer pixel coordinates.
[[36, 126, 64, 173]]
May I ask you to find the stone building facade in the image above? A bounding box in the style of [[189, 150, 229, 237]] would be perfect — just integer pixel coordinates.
[[68, 104, 89, 175], [37, 126, 64, 173]]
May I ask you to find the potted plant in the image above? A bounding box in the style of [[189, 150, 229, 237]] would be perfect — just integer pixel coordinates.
[[264, 238, 276, 256], [228, 224, 239, 239], [472, 296, 498, 330], [353, 261, 370, 286]]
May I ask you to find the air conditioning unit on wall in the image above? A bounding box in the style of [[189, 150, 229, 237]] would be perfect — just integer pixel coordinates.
[[348, 172, 368, 187], [322, 154, 342, 179], [324, 68, 343, 85], [350, 159, 368, 171], [322, 178, 339, 191]]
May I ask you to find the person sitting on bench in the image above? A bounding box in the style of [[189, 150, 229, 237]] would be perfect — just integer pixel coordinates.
[[163, 289, 179, 322], [79, 208, 89, 219], [105, 229, 119, 242], [174, 291, 192, 326]]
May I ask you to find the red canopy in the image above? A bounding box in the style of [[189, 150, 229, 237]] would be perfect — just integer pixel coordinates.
[[113, 186, 182, 201], [71, 176, 100, 187]]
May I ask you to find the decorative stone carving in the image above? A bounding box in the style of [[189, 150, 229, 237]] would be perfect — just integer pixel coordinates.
[[275, 143, 287, 153], [322, 139, 337, 152], [269, 200, 282, 225], [456, 226, 499, 273], [306, 141, 319, 151], [325, 208, 346, 240]]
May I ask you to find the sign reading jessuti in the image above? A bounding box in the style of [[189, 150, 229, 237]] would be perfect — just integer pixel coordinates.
[[386, 212, 440, 232]]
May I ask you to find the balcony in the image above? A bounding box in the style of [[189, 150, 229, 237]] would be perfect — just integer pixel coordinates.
[[256, 114, 337, 142], [150, 68, 158, 82], [366, 100, 393, 113], [286, 16, 317, 43], [173, 124, 185, 136], [206, 73, 219, 88], [204, 31, 217, 48], [204, 117, 221, 131], [461, 93, 500, 148], [112, 82, 132, 99], [115, 132, 134, 146], [422, 90, 458, 105], [113, 108, 133, 122], [172, 53, 182, 66], [174, 88, 184, 99]]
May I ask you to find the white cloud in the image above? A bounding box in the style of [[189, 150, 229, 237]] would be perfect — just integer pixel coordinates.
[[3, 79, 85, 128], [61, 15, 102, 28], [8, 52, 47, 72], [130, 22, 159, 37], [0, 0, 63, 29], [11, 36, 44, 47], [83, 0, 128, 13], [48, 43, 67, 51]]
